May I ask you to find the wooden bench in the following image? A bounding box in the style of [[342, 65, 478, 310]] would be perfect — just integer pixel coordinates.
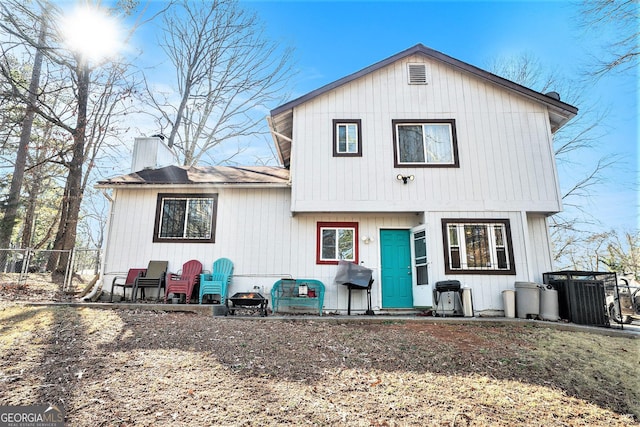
[[271, 279, 325, 316]]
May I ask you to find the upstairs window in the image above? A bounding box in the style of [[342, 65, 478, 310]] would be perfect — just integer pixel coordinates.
[[393, 119, 459, 167], [153, 193, 217, 243], [316, 221, 359, 264], [442, 219, 515, 275], [333, 119, 362, 157]]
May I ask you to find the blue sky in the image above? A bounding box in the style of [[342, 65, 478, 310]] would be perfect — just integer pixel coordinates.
[[131, 0, 638, 233]]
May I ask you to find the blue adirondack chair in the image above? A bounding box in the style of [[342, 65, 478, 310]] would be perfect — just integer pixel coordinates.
[[199, 258, 233, 304]]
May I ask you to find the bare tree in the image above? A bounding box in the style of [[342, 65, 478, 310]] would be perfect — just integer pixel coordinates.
[[489, 54, 613, 205], [602, 230, 640, 280], [0, 57, 24, 208], [578, 0, 639, 78], [0, 0, 140, 273], [487, 53, 623, 267], [19, 100, 67, 250], [147, 0, 294, 166], [556, 230, 640, 279], [0, 55, 25, 154], [0, 3, 48, 251]]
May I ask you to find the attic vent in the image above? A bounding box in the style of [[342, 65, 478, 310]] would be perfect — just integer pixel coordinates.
[[408, 63, 428, 84]]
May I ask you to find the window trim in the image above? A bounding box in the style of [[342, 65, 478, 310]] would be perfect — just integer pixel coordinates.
[[316, 221, 359, 265], [441, 219, 516, 275], [333, 119, 362, 157], [153, 193, 218, 243], [392, 119, 459, 168]]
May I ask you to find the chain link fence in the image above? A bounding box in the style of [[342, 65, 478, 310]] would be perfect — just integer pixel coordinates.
[[0, 248, 101, 296]]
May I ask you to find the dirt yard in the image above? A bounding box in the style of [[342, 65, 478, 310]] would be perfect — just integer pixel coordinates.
[[0, 277, 639, 426]]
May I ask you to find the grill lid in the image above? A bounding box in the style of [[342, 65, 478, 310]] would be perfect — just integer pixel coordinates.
[[435, 280, 461, 292], [334, 260, 374, 289]]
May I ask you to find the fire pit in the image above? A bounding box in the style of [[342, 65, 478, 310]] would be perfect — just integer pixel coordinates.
[[226, 292, 268, 316]]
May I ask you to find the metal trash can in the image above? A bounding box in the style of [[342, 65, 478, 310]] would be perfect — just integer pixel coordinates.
[[539, 284, 560, 321], [515, 282, 540, 319], [502, 289, 515, 318]]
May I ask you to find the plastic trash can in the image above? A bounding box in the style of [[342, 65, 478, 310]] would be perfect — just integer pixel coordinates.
[[515, 282, 540, 319], [539, 285, 560, 321], [462, 287, 474, 317], [502, 289, 515, 318]]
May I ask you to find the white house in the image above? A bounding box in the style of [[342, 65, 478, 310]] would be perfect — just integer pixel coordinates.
[[96, 44, 577, 315]]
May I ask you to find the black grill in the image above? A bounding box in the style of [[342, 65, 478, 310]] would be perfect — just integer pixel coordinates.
[[335, 261, 374, 315], [435, 280, 461, 292], [434, 280, 463, 317]]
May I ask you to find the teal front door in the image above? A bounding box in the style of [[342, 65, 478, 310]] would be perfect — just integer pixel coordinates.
[[380, 229, 413, 308]]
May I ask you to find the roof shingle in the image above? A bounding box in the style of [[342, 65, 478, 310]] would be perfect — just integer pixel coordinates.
[[96, 165, 290, 187]]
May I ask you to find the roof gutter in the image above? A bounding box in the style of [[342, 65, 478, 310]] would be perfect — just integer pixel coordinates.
[[82, 188, 117, 302]]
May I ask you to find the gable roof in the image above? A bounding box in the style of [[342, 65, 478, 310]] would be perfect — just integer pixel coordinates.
[[268, 44, 578, 168], [95, 165, 290, 188]]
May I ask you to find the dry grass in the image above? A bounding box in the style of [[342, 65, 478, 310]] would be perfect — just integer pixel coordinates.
[[0, 272, 96, 301], [0, 300, 638, 427]]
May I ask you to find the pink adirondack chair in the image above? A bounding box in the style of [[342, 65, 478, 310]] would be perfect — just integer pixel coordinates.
[[164, 260, 202, 304], [111, 268, 146, 302]]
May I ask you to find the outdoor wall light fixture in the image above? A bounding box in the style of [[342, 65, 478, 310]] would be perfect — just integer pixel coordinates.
[[396, 174, 415, 184], [361, 235, 374, 244]]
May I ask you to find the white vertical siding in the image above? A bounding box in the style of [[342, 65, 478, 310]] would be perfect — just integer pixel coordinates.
[[526, 213, 554, 283], [422, 210, 553, 314], [103, 187, 294, 297], [103, 53, 561, 315], [103, 186, 555, 313], [290, 54, 561, 214], [103, 186, 421, 312]]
